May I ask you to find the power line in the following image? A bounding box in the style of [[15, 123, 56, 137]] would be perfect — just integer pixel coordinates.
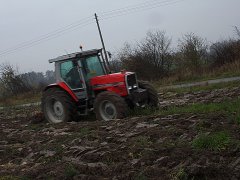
[[100, 0, 166, 15], [99, 0, 179, 17], [0, 0, 187, 57], [0, 16, 92, 52], [100, 0, 186, 21], [0, 18, 94, 56], [0, 20, 94, 57]]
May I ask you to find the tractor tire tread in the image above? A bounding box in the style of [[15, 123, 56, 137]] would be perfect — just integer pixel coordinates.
[[41, 88, 79, 123], [94, 91, 128, 121], [138, 80, 159, 107]]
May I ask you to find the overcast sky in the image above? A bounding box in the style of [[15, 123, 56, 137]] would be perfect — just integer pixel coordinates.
[[0, 0, 239, 73]]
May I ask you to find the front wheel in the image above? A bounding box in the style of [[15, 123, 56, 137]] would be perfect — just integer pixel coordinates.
[[138, 81, 159, 108], [94, 91, 128, 121]]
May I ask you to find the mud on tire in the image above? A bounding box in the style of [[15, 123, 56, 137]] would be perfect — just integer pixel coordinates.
[[138, 80, 159, 108], [41, 88, 79, 123], [94, 91, 128, 121]]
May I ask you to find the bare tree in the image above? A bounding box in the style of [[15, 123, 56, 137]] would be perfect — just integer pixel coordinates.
[[117, 30, 173, 80], [0, 81, 4, 99], [178, 33, 208, 73], [138, 30, 172, 76], [109, 58, 122, 72], [45, 70, 55, 84], [210, 39, 240, 66], [0, 63, 30, 96], [234, 26, 240, 38]]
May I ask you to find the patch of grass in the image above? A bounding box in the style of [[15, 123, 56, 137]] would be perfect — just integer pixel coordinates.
[[160, 98, 240, 117], [103, 156, 115, 166], [37, 142, 64, 163], [135, 136, 152, 148], [0, 176, 29, 180], [194, 120, 212, 132], [28, 124, 43, 131], [3, 147, 22, 158], [159, 80, 240, 94], [0, 92, 41, 107], [130, 107, 157, 117], [135, 173, 148, 180], [236, 115, 240, 125], [162, 103, 224, 115], [41, 152, 63, 163], [129, 151, 143, 159], [192, 131, 231, 151], [155, 60, 240, 86], [132, 99, 240, 124], [79, 127, 91, 137], [129, 140, 152, 159], [172, 168, 188, 180], [67, 128, 94, 141], [64, 164, 79, 179]]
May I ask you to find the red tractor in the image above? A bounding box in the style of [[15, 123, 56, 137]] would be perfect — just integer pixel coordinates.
[[42, 49, 158, 123]]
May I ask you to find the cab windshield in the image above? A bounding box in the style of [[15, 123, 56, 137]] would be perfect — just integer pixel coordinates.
[[80, 55, 106, 81]]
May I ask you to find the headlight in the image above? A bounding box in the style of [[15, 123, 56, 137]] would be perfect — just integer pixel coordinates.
[[126, 73, 138, 94], [128, 84, 137, 90]]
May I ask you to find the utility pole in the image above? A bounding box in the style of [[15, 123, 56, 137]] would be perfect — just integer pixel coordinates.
[[94, 13, 111, 73]]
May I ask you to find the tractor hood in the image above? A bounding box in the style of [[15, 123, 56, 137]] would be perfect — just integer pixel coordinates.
[[90, 72, 134, 86], [90, 71, 135, 96]]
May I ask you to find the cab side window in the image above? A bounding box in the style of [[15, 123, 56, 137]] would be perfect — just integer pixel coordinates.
[[81, 56, 105, 81], [60, 61, 83, 89]]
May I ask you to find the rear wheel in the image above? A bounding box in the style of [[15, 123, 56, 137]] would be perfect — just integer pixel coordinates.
[[41, 88, 78, 123], [94, 91, 128, 121], [138, 81, 159, 108]]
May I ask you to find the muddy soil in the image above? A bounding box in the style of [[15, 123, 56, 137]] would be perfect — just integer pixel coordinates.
[[159, 87, 240, 108], [0, 87, 240, 180]]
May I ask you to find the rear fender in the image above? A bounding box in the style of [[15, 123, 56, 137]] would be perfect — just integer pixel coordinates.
[[44, 82, 78, 102]]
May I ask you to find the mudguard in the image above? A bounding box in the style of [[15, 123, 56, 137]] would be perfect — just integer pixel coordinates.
[[43, 82, 78, 102]]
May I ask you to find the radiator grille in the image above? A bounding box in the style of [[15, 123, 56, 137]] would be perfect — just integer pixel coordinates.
[[126, 74, 137, 93]]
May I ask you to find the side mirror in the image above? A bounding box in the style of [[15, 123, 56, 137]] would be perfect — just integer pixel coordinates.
[[107, 51, 112, 59]]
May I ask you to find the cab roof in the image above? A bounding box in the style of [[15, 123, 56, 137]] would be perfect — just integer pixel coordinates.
[[49, 49, 101, 63]]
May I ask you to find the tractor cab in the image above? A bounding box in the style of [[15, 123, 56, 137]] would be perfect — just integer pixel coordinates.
[[42, 49, 159, 123], [50, 49, 106, 95]]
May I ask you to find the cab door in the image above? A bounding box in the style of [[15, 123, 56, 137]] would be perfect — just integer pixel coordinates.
[[59, 60, 87, 100]]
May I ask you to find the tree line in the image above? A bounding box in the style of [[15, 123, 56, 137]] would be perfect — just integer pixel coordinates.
[[111, 27, 240, 81], [0, 64, 55, 99], [1, 27, 239, 99]]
